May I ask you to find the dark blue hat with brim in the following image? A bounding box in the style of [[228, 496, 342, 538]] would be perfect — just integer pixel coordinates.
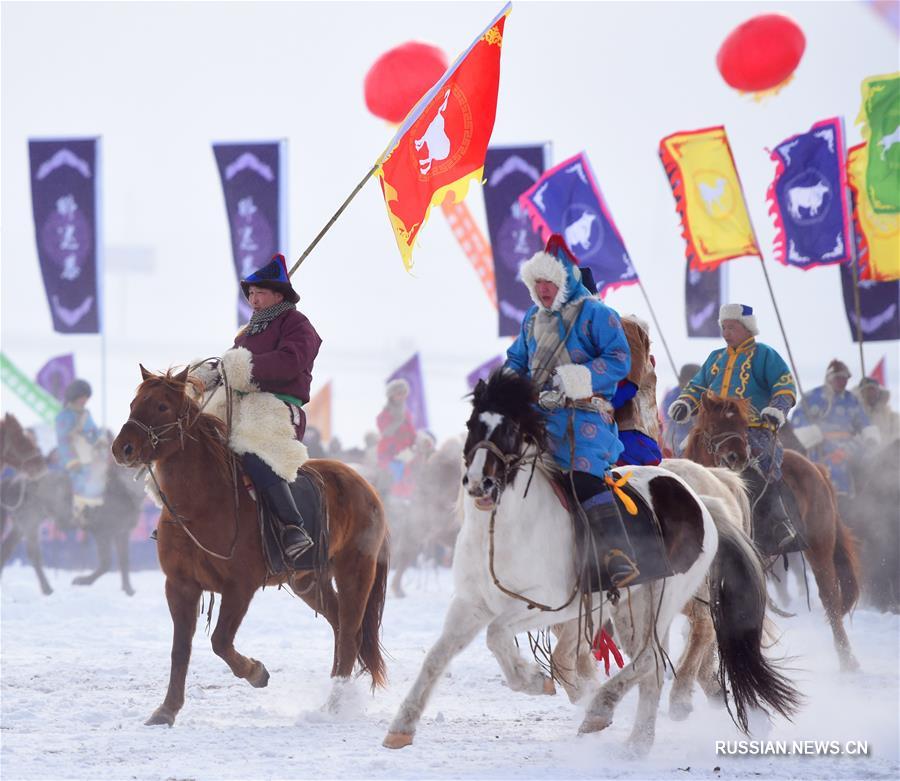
[[240, 254, 299, 304]]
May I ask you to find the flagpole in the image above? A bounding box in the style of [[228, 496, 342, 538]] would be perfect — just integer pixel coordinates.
[[288, 164, 378, 277], [634, 278, 679, 380]]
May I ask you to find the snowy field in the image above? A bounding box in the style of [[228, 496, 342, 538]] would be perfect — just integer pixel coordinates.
[[1, 561, 898, 781]]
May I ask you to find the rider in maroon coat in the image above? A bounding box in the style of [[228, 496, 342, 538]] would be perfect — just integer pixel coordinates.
[[218, 254, 322, 562]]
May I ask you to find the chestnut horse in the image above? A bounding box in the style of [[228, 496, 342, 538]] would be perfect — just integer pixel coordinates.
[[112, 367, 389, 726], [684, 392, 860, 671]]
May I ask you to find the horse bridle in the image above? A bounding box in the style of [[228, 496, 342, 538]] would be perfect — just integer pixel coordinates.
[[699, 429, 747, 467]]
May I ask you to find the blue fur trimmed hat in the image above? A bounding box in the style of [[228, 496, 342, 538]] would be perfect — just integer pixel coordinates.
[[240, 254, 299, 304], [718, 303, 758, 336]]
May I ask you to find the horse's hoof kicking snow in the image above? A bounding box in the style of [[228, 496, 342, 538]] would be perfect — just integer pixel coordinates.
[[383, 732, 414, 749], [542, 677, 556, 695], [578, 713, 612, 734], [247, 661, 270, 688], [144, 707, 175, 727]]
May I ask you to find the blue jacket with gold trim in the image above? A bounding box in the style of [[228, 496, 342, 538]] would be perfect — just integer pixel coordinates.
[[677, 337, 796, 427]]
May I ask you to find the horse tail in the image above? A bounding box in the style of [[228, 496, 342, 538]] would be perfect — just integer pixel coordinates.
[[358, 533, 389, 690], [833, 518, 860, 615], [705, 497, 802, 733]]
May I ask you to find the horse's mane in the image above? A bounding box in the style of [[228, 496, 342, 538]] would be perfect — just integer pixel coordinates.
[[473, 370, 545, 444], [136, 370, 233, 483], [697, 392, 753, 428]]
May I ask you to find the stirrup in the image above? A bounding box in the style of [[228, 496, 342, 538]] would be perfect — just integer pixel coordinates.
[[606, 549, 640, 589], [283, 526, 314, 559]]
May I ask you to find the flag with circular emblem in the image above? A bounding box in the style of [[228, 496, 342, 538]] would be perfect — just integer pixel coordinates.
[[375, 3, 511, 270], [659, 126, 760, 271]]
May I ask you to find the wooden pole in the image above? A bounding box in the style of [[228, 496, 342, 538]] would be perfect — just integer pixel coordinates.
[[288, 164, 378, 277]]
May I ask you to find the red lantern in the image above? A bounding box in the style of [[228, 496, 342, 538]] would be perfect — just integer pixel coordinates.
[[364, 42, 449, 124], [716, 14, 806, 94]]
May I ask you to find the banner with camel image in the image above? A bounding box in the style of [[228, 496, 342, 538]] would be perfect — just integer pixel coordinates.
[[659, 126, 760, 272]]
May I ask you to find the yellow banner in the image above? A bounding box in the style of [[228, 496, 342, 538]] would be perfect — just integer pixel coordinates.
[[848, 143, 900, 281], [660, 126, 760, 270]]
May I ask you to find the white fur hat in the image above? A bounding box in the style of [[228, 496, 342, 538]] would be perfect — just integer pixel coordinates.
[[718, 303, 759, 336], [386, 378, 410, 398]]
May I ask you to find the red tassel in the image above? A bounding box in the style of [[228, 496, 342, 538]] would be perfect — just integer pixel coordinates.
[[591, 629, 625, 676]]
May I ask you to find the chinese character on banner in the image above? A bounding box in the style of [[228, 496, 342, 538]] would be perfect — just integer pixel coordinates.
[[28, 139, 100, 333], [212, 142, 286, 325]]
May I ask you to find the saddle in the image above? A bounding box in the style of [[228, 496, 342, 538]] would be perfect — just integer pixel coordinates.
[[552, 473, 676, 595], [250, 466, 328, 576]]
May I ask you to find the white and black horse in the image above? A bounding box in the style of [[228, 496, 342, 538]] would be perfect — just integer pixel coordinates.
[[384, 370, 800, 754]]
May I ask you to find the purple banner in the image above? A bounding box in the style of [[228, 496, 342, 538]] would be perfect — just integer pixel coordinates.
[[685, 263, 724, 337], [387, 353, 428, 431], [28, 139, 100, 333], [841, 261, 900, 342], [212, 142, 286, 325], [767, 118, 850, 269], [36, 354, 76, 402], [519, 152, 638, 299], [483, 145, 549, 337], [466, 355, 504, 390]]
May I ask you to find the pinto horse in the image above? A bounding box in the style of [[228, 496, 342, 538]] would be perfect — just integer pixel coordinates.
[[685, 391, 860, 671], [383, 370, 799, 754], [112, 367, 389, 726]]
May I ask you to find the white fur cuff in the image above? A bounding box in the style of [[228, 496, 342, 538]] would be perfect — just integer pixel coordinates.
[[220, 347, 257, 393], [862, 424, 882, 445], [760, 406, 785, 427], [554, 363, 593, 400], [793, 424, 824, 450]]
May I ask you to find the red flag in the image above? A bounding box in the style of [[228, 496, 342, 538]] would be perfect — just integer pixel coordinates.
[[870, 356, 887, 386], [375, 4, 510, 269]]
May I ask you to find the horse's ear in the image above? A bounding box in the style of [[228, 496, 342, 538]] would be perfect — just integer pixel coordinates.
[[473, 378, 486, 400], [173, 366, 190, 385], [139, 364, 152, 381]]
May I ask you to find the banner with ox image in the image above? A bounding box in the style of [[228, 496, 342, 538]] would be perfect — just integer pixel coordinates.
[[212, 141, 287, 326], [518, 151, 639, 300], [28, 138, 101, 334], [767, 117, 851, 270], [482, 144, 550, 337]]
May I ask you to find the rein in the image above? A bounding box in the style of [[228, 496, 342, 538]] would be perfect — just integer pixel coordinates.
[[0, 474, 28, 512], [468, 436, 582, 613], [126, 359, 242, 561]]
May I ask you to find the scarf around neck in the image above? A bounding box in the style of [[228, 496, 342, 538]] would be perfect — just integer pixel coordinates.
[[246, 301, 295, 335]]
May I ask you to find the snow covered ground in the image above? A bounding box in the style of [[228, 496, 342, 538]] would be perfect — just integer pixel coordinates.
[[1, 561, 898, 780]]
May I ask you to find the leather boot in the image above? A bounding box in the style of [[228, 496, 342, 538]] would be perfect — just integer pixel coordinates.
[[742, 468, 802, 555], [263, 480, 314, 560], [582, 492, 640, 589]]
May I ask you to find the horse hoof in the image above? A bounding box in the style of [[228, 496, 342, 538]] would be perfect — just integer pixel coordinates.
[[669, 700, 692, 721], [145, 707, 175, 727], [247, 661, 270, 688], [841, 656, 861, 673], [542, 678, 557, 696], [41, 586, 53, 596], [123, 586, 136, 597], [72, 576, 88, 586], [383, 732, 413, 749], [578, 713, 612, 734]]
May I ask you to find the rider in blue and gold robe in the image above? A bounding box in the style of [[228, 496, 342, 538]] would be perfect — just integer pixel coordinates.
[[668, 304, 803, 554]]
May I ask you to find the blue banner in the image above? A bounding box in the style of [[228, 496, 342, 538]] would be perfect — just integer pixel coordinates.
[[518, 152, 638, 298], [767, 118, 851, 269], [28, 139, 101, 333], [685, 263, 725, 337], [482, 145, 549, 337], [841, 261, 900, 342], [212, 141, 287, 325]]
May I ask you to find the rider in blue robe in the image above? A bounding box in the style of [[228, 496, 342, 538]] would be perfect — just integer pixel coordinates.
[[504, 235, 638, 587]]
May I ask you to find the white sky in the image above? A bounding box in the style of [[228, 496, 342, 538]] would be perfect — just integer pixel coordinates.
[[1, 0, 897, 446]]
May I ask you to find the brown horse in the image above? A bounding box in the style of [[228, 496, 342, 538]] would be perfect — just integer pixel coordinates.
[[685, 391, 860, 671], [111, 367, 389, 726]]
